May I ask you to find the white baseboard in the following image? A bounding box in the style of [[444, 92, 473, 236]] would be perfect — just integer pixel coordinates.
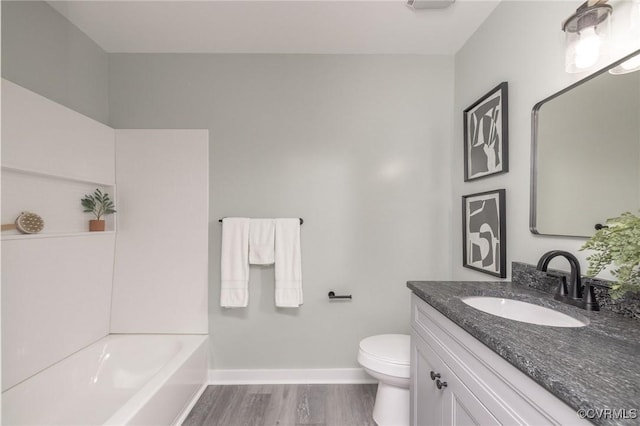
[[208, 368, 376, 385]]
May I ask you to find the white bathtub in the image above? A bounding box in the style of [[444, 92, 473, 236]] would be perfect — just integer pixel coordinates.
[[2, 334, 208, 425]]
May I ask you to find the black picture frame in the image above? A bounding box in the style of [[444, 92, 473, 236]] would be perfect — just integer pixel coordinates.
[[462, 189, 506, 278], [463, 82, 509, 181]]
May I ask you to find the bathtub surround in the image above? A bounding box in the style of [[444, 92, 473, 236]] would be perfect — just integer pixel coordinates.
[[1, 80, 210, 423], [1, 233, 115, 389], [111, 129, 209, 333], [1, 79, 116, 390], [1, 79, 114, 185]]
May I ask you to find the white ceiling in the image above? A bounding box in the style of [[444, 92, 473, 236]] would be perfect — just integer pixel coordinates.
[[47, 0, 501, 54]]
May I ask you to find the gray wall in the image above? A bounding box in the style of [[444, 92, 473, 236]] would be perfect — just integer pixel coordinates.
[[1, 1, 109, 124], [452, 0, 640, 280], [109, 54, 454, 368]]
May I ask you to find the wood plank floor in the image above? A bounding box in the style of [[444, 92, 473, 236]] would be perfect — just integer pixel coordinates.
[[182, 384, 377, 426]]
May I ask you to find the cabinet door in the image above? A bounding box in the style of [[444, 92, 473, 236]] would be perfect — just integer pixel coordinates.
[[412, 333, 444, 426], [412, 332, 500, 426], [441, 373, 500, 426]]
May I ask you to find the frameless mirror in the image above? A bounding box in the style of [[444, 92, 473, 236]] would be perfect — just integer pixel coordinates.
[[531, 49, 640, 237]]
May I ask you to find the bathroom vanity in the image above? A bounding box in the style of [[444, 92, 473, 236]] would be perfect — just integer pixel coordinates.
[[408, 278, 640, 426]]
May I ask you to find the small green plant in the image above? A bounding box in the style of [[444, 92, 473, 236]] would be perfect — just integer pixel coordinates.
[[81, 188, 116, 220], [580, 211, 640, 299]]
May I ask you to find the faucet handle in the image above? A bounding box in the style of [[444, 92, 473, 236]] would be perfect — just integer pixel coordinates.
[[546, 272, 569, 297], [582, 282, 600, 311]]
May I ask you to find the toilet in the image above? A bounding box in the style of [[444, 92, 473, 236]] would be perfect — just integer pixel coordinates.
[[358, 334, 411, 426]]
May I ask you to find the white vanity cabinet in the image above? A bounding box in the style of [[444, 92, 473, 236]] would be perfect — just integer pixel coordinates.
[[410, 294, 590, 426], [413, 336, 499, 425]]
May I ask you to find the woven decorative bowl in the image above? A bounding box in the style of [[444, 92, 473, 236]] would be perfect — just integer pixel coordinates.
[[14, 212, 45, 234]]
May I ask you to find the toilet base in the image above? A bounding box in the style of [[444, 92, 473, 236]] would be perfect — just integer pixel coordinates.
[[372, 381, 410, 426]]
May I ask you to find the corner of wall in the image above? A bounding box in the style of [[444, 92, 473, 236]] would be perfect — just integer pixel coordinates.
[[1, 0, 110, 124]]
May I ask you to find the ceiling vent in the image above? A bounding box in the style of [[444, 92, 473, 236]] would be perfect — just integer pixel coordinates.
[[407, 0, 455, 10]]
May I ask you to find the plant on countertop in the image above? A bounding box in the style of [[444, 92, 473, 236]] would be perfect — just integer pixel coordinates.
[[81, 188, 116, 220], [580, 211, 640, 299]]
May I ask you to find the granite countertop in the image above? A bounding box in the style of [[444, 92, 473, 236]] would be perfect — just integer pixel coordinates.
[[407, 280, 640, 426]]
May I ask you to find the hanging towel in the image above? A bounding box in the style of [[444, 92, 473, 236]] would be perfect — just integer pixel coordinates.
[[249, 219, 275, 265], [220, 217, 250, 308], [274, 218, 303, 308]]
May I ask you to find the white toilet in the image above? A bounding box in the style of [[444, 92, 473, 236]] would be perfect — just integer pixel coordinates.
[[358, 334, 411, 426]]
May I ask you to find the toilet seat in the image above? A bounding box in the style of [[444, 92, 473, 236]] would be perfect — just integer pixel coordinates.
[[358, 334, 410, 378]]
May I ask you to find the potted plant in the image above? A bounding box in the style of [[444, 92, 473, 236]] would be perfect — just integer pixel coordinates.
[[580, 211, 640, 299], [81, 188, 116, 232]]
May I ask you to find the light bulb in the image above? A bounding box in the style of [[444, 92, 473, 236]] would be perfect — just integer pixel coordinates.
[[575, 26, 602, 70]]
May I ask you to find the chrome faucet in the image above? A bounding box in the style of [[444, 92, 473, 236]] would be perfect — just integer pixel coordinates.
[[536, 250, 599, 311]]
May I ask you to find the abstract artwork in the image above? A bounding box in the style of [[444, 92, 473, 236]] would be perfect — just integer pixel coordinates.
[[464, 82, 508, 181], [462, 189, 506, 278]]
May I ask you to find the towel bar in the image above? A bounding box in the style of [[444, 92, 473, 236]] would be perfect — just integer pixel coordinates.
[[218, 218, 303, 225], [328, 291, 352, 300]]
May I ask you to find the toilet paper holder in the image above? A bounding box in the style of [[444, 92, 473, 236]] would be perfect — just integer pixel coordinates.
[[328, 291, 352, 300]]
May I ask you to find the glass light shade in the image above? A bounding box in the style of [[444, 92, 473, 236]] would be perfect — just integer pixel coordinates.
[[609, 53, 640, 74], [609, 1, 640, 75], [563, 3, 612, 73]]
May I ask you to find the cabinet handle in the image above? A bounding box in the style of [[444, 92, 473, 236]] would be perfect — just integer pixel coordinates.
[[429, 371, 441, 380], [436, 379, 448, 390]]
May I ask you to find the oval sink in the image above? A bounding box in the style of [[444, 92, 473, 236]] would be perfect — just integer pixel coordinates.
[[461, 296, 588, 328]]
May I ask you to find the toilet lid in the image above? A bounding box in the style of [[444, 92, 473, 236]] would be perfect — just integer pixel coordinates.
[[359, 334, 410, 365]]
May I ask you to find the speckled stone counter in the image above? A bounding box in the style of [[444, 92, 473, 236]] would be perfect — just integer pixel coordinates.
[[407, 280, 640, 426]]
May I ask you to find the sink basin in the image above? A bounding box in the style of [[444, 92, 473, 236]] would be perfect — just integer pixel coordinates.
[[461, 296, 588, 328]]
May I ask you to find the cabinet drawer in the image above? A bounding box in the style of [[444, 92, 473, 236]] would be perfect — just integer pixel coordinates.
[[411, 294, 587, 425]]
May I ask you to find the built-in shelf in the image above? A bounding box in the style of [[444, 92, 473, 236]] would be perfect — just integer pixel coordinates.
[[2, 166, 117, 235], [1, 231, 116, 241]]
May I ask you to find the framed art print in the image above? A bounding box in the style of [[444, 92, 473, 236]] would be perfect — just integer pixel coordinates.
[[462, 189, 506, 278], [463, 82, 508, 181]]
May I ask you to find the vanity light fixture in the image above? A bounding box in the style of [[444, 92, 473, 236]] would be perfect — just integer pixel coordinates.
[[562, 0, 612, 73], [609, 53, 640, 74], [610, 0, 640, 74]]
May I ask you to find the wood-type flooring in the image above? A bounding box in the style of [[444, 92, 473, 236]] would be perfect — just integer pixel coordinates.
[[183, 384, 377, 426]]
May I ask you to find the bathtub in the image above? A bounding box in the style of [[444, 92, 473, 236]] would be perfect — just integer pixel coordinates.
[[2, 334, 208, 425]]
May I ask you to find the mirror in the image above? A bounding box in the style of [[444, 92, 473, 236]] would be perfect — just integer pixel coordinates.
[[531, 49, 640, 238]]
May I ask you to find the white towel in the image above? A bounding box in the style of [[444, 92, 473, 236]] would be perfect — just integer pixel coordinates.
[[220, 218, 250, 308], [274, 218, 303, 308], [249, 219, 275, 265]]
